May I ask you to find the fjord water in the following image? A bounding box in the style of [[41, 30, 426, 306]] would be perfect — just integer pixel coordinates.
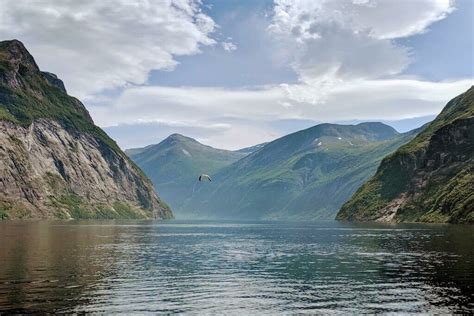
[[0, 221, 472, 313]]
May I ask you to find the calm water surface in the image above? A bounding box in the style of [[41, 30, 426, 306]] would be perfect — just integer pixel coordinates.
[[0, 220, 473, 313]]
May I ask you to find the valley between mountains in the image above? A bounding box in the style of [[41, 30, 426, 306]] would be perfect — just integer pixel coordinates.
[[128, 123, 422, 220], [127, 88, 473, 223], [1, 40, 472, 223]]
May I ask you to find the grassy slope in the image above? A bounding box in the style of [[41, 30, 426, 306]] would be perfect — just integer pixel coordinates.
[[337, 87, 474, 223], [178, 123, 418, 220], [0, 52, 121, 157], [127, 134, 245, 213]]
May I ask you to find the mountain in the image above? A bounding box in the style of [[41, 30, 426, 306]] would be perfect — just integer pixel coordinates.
[[337, 87, 474, 223], [0, 39, 172, 220], [235, 142, 268, 155], [126, 133, 246, 215], [177, 122, 420, 220]]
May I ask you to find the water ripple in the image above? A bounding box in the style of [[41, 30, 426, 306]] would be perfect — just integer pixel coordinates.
[[0, 220, 473, 313]]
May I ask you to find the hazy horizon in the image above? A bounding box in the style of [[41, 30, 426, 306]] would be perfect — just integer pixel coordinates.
[[116, 114, 437, 151]]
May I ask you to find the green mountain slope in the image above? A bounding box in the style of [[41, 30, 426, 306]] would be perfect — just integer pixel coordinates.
[[235, 142, 267, 155], [337, 87, 474, 223], [0, 39, 172, 220], [178, 122, 419, 220], [126, 134, 246, 215]]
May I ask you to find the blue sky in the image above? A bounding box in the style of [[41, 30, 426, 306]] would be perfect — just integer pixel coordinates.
[[152, 0, 473, 87], [149, 0, 297, 87], [400, 0, 473, 80], [0, 0, 472, 149]]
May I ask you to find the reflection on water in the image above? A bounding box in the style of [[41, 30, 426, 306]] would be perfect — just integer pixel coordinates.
[[0, 220, 473, 313]]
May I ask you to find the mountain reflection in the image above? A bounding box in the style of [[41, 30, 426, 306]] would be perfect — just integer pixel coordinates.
[[0, 221, 122, 312], [0, 220, 472, 313]]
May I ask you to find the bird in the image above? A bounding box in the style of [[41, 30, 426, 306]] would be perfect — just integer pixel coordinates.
[[198, 174, 212, 182]]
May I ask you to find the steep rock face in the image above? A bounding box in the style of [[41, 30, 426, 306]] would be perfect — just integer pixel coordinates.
[[0, 40, 39, 88], [337, 87, 474, 223], [0, 39, 172, 220], [41, 72, 67, 93]]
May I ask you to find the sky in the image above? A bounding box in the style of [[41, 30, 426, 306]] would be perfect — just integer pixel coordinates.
[[0, 0, 472, 150]]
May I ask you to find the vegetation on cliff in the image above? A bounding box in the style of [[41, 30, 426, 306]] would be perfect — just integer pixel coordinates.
[[337, 87, 474, 223], [159, 123, 419, 220], [0, 40, 172, 220]]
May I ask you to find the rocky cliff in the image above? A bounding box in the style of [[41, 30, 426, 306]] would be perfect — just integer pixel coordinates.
[[0, 39, 172, 220], [337, 87, 474, 223]]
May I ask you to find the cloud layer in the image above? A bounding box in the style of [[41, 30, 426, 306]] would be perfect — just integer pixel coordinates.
[[0, 0, 470, 150], [269, 0, 454, 89], [0, 0, 216, 99], [94, 79, 472, 149]]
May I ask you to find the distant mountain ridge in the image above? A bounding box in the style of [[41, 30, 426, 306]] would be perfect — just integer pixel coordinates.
[[126, 133, 246, 215], [337, 87, 474, 223], [151, 122, 419, 220], [235, 142, 268, 155], [0, 39, 172, 220]]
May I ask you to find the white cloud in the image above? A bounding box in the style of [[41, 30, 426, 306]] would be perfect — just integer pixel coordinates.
[[130, 119, 232, 131], [0, 0, 216, 99], [293, 79, 473, 120], [104, 117, 277, 150], [222, 41, 237, 51], [92, 85, 288, 127], [270, 0, 453, 40], [268, 0, 455, 89], [1, 0, 468, 150], [92, 79, 472, 149]]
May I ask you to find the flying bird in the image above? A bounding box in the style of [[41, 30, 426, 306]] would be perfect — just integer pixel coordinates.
[[198, 174, 212, 182]]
